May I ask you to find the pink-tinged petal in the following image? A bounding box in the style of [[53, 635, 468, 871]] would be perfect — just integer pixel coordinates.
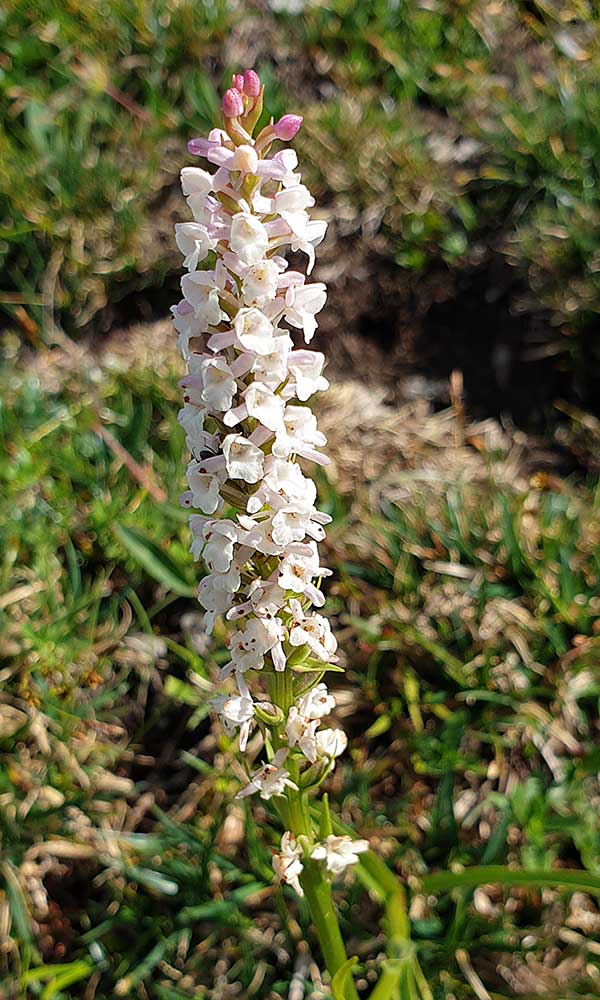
[[207, 146, 235, 167], [233, 73, 245, 92], [187, 137, 212, 156]]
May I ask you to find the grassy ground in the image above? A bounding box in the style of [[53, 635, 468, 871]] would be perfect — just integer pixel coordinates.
[[3, 1, 600, 996], [2, 326, 600, 998]]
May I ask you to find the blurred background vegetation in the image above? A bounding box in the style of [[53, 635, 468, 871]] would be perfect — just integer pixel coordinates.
[[2, 1, 600, 998], [3, 0, 600, 416]]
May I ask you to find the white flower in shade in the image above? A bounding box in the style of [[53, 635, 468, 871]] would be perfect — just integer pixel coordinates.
[[236, 748, 297, 800], [224, 616, 286, 676], [172, 304, 204, 358], [222, 434, 265, 483], [272, 831, 304, 896], [291, 218, 327, 274], [275, 183, 315, 218], [181, 272, 223, 325], [296, 682, 336, 720], [273, 405, 328, 464], [289, 612, 337, 661], [186, 463, 222, 516], [285, 706, 319, 763], [225, 580, 283, 623], [234, 307, 275, 355], [211, 676, 254, 750], [178, 403, 209, 451], [199, 358, 237, 411], [181, 166, 213, 196], [315, 727, 347, 765], [285, 282, 327, 343], [175, 222, 215, 271], [310, 835, 369, 874], [201, 519, 239, 573], [287, 350, 329, 401], [230, 212, 269, 264], [197, 566, 240, 633], [250, 335, 293, 386], [242, 259, 280, 305]]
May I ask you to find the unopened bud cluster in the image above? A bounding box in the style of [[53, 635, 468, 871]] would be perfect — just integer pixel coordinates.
[[174, 70, 366, 893]]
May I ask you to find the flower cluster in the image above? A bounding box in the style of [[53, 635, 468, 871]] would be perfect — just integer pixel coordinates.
[[175, 70, 365, 895]]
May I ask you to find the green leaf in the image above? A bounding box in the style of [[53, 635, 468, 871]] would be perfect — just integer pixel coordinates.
[[367, 959, 406, 1000], [319, 793, 333, 839], [331, 956, 358, 1000], [114, 524, 195, 596], [3, 861, 35, 950], [42, 965, 91, 999], [420, 865, 600, 896], [291, 660, 345, 673]]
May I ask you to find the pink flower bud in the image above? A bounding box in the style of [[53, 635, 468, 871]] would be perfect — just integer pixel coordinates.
[[273, 114, 303, 141], [233, 74, 244, 92], [221, 88, 244, 118], [243, 69, 261, 98]]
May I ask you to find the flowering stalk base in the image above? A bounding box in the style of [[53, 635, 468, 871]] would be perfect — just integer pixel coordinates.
[[174, 70, 366, 993]]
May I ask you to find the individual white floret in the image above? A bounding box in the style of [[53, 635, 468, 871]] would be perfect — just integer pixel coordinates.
[[284, 282, 327, 343], [278, 543, 331, 606], [289, 611, 337, 662], [242, 259, 281, 305], [224, 382, 285, 432], [285, 706, 319, 763], [234, 307, 276, 355], [198, 357, 238, 411], [181, 166, 214, 197], [181, 271, 223, 325], [186, 462, 223, 516], [198, 519, 239, 573], [236, 748, 297, 800], [221, 616, 286, 678], [310, 835, 368, 874], [222, 434, 265, 483], [197, 565, 241, 633], [315, 728, 347, 765], [273, 405, 328, 464], [175, 222, 215, 271], [287, 350, 329, 400], [211, 675, 254, 751], [230, 212, 269, 265], [272, 831, 304, 896], [296, 682, 336, 720]]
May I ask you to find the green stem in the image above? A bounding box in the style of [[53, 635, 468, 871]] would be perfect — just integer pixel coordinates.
[[300, 857, 360, 1000], [268, 667, 359, 997], [285, 788, 359, 1000]]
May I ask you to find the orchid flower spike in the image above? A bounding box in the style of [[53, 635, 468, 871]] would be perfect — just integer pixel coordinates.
[[175, 76, 367, 944]]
